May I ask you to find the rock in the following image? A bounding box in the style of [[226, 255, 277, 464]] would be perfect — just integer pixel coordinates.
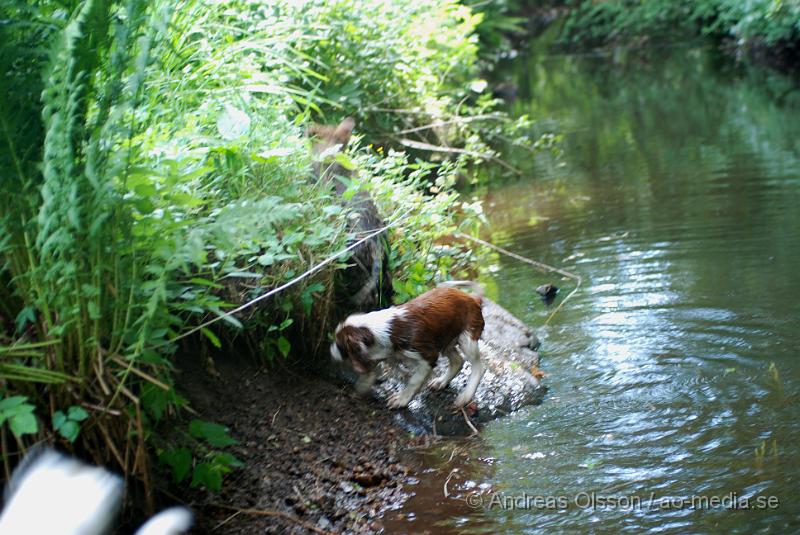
[[317, 516, 332, 530], [536, 283, 558, 305], [332, 297, 546, 436], [536, 283, 558, 298]]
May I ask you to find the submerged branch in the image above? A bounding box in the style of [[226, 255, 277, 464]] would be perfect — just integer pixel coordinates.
[[454, 232, 582, 326]]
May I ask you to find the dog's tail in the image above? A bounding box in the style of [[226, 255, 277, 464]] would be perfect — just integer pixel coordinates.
[[438, 280, 484, 298]]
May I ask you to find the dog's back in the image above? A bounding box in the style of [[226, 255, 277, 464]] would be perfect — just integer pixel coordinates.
[[391, 287, 484, 362]]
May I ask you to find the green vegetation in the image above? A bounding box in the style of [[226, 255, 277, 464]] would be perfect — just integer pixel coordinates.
[[559, 0, 800, 66], [0, 0, 530, 494]]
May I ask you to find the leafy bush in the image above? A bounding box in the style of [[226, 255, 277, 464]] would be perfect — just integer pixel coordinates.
[[558, 0, 800, 58], [714, 0, 800, 45], [0, 0, 512, 495]]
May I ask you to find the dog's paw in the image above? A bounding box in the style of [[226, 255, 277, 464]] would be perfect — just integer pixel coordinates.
[[387, 392, 410, 409], [453, 392, 473, 408], [428, 376, 449, 391]]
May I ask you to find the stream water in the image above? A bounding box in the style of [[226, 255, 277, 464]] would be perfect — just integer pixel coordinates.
[[387, 43, 800, 534]]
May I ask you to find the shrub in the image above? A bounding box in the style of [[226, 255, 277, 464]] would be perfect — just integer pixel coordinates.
[[558, 0, 800, 58], [0, 0, 510, 495]]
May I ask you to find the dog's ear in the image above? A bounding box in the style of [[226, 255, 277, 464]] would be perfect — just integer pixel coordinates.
[[339, 326, 373, 374]]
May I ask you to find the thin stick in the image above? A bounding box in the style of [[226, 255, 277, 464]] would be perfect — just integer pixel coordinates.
[[81, 402, 121, 416], [109, 355, 170, 391], [396, 138, 521, 175], [135, 403, 154, 515], [460, 407, 480, 436], [394, 114, 505, 135], [158, 209, 411, 348], [213, 510, 242, 531], [93, 358, 111, 396], [443, 468, 457, 498], [1, 426, 11, 483], [454, 233, 582, 326], [447, 447, 458, 464], [361, 107, 428, 114], [271, 406, 282, 426], [206, 503, 336, 535], [96, 420, 126, 469]]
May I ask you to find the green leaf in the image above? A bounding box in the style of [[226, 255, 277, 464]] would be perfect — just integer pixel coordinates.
[[0, 398, 36, 434], [87, 301, 101, 320], [141, 384, 171, 421], [9, 412, 38, 437], [189, 278, 224, 289], [159, 447, 192, 484], [0, 396, 29, 413], [256, 147, 293, 161], [300, 283, 324, 315], [201, 328, 222, 349], [213, 452, 244, 468], [67, 406, 89, 422], [211, 308, 243, 329], [335, 152, 356, 170], [53, 411, 67, 429], [277, 336, 291, 358], [188, 419, 237, 447], [52, 406, 87, 442], [58, 420, 80, 443], [191, 462, 223, 492], [14, 307, 36, 334], [133, 182, 157, 197]]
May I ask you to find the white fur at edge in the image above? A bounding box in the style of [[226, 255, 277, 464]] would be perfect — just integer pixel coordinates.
[[0, 448, 192, 535], [0, 449, 122, 535], [134, 507, 194, 535]]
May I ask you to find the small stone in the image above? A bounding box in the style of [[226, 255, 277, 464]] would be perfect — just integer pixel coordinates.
[[536, 283, 558, 298]]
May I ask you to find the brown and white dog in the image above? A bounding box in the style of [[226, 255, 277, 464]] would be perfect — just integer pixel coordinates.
[[331, 281, 485, 409]]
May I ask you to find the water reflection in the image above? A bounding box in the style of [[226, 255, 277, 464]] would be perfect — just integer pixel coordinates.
[[387, 42, 800, 534]]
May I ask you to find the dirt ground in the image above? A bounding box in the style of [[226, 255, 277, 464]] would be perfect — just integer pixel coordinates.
[[174, 353, 422, 534]]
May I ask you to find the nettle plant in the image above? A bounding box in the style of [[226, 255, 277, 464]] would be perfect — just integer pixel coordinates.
[[0, 0, 331, 489], [341, 145, 485, 303], [1, 0, 509, 496]]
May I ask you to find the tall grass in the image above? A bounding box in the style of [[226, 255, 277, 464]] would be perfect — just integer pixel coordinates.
[[0, 0, 517, 496]]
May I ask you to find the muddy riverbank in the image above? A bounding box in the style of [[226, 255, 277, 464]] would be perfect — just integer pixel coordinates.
[[169, 291, 546, 533], [174, 354, 419, 534]]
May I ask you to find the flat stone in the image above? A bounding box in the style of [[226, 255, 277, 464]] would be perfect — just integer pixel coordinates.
[[333, 297, 546, 436]]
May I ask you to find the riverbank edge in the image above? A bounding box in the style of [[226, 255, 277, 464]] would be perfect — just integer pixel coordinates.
[[532, 2, 800, 76], [168, 289, 547, 533], [172, 351, 423, 534]]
